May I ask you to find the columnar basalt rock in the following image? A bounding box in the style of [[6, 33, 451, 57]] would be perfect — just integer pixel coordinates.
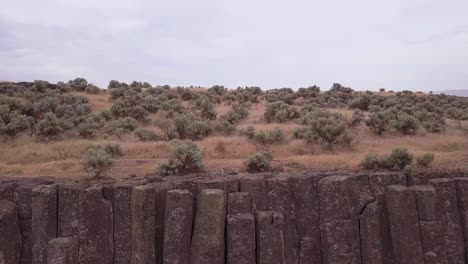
[[77, 187, 114, 264], [2, 171, 468, 264], [31, 185, 57, 264], [289, 173, 321, 264], [131, 185, 156, 264], [190, 189, 226, 264], [227, 192, 251, 214], [266, 176, 299, 264], [163, 189, 194, 264], [320, 220, 361, 264], [46, 237, 78, 264], [255, 211, 286, 264], [226, 213, 256, 264], [58, 184, 82, 237], [0, 199, 22, 264], [239, 175, 267, 212], [385, 185, 424, 264], [150, 181, 173, 264], [113, 184, 134, 264], [429, 178, 466, 263]]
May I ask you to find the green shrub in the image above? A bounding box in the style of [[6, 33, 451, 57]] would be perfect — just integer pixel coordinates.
[[103, 143, 123, 157], [416, 153, 434, 167], [155, 118, 177, 140], [105, 117, 138, 136], [264, 102, 299, 123], [349, 94, 371, 111], [83, 145, 112, 179], [392, 113, 419, 135], [0, 111, 31, 137], [193, 95, 217, 120], [365, 111, 389, 135], [174, 114, 211, 140], [299, 110, 352, 150], [385, 148, 413, 169], [35, 112, 63, 139], [361, 153, 383, 170], [349, 110, 364, 127], [159, 140, 205, 176], [239, 126, 255, 139], [361, 148, 414, 170], [244, 151, 273, 172], [134, 128, 160, 141], [69, 78, 88, 91], [85, 84, 100, 94]]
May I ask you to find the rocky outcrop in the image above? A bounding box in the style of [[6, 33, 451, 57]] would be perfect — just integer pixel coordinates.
[[1, 170, 468, 264], [0, 200, 22, 264]]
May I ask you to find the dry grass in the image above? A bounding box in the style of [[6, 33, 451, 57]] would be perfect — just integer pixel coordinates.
[[1, 93, 467, 179]]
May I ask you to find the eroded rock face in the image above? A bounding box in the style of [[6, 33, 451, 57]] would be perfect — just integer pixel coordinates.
[[385, 185, 424, 264], [163, 189, 194, 264], [77, 187, 114, 264], [2, 170, 468, 264], [131, 186, 156, 264], [0, 199, 22, 264], [255, 211, 286, 264], [190, 189, 226, 264], [47, 237, 78, 264], [226, 213, 256, 264], [31, 185, 57, 264]]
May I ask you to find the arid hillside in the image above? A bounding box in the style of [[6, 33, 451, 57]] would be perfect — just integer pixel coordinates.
[[0, 80, 467, 179]]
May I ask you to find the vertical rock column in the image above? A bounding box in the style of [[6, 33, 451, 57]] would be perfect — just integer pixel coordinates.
[[190, 189, 226, 264], [239, 175, 267, 212], [256, 211, 286, 264], [0, 199, 22, 264], [409, 185, 448, 264], [456, 178, 468, 261], [319, 174, 374, 264], [266, 177, 299, 264], [289, 173, 321, 264], [430, 178, 466, 263], [385, 185, 424, 264], [163, 189, 194, 264], [77, 187, 113, 264], [47, 237, 78, 264], [151, 182, 173, 264], [113, 184, 133, 264], [226, 192, 256, 264], [31, 185, 57, 264], [131, 186, 156, 264], [58, 184, 82, 237]]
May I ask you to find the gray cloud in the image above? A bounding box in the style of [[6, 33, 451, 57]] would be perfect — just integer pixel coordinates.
[[1, 0, 467, 91]]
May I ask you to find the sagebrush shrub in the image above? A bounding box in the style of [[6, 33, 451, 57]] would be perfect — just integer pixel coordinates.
[[35, 112, 63, 139], [299, 110, 352, 150], [361, 148, 414, 170], [134, 128, 160, 141], [244, 151, 273, 172], [264, 102, 299, 123], [83, 145, 112, 179], [365, 111, 389, 135], [159, 140, 205, 176], [105, 117, 138, 137], [416, 153, 434, 167]]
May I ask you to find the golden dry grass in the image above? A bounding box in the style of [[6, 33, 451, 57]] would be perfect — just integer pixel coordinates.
[[0, 93, 467, 178]]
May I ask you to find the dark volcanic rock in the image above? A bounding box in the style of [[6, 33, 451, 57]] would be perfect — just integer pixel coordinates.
[[360, 200, 385, 264], [226, 213, 256, 264], [58, 184, 82, 237], [239, 175, 268, 212], [255, 211, 286, 264], [430, 178, 465, 263], [47, 237, 78, 264], [227, 192, 252, 214], [31, 185, 57, 264], [163, 189, 194, 264], [266, 176, 299, 264], [77, 187, 113, 264], [151, 181, 173, 264], [368, 172, 406, 197], [408, 185, 440, 221], [113, 184, 133, 264], [385, 185, 424, 264], [0, 200, 22, 264], [131, 186, 156, 264], [419, 221, 449, 264], [190, 189, 226, 264], [320, 219, 361, 264], [319, 174, 374, 223]]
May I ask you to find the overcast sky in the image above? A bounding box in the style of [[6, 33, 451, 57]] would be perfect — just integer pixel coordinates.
[[1, 0, 467, 91]]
